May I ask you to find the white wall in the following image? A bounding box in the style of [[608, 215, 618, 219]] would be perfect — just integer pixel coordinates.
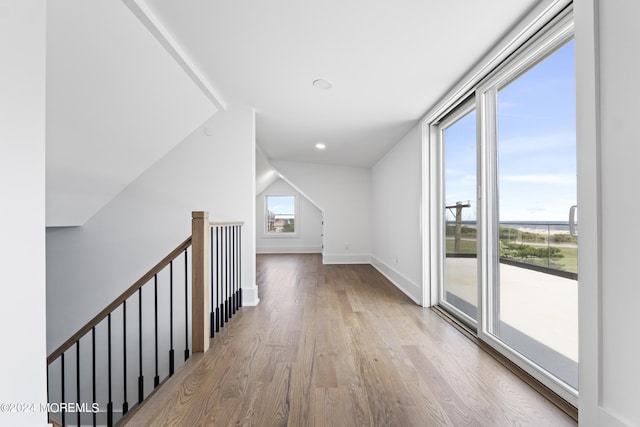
[[46, 0, 217, 227], [271, 160, 372, 264], [0, 1, 48, 426], [47, 105, 256, 353], [256, 147, 280, 195], [256, 179, 323, 254], [371, 125, 423, 304], [577, 1, 640, 426]]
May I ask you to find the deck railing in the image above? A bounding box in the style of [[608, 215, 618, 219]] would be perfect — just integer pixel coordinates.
[[446, 220, 578, 280], [47, 212, 243, 426]]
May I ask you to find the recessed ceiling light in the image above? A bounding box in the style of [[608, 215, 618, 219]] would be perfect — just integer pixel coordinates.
[[315, 142, 326, 150], [313, 79, 333, 90]]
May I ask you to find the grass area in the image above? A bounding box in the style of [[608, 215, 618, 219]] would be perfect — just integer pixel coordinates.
[[445, 238, 477, 254], [562, 247, 578, 273], [445, 237, 578, 274], [503, 247, 577, 274]]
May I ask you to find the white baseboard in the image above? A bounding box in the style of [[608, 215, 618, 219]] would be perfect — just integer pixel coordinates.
[[257, 252, 421, 305], [256, 246, 322, 254], [322, 253, 372, 264], [371, 256, 422, 305], [241, 286, 260, 306]]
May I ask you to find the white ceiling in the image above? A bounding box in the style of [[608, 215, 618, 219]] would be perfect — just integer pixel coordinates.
[[46, 0, 217, 226], [144, 0, 538, 167], [45, 0, 539, 225]]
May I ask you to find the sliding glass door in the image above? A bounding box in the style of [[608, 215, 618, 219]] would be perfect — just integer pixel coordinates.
[[440, 103, 478, 326], [435, 11, 577, 403], [488, 38, 577, 390]]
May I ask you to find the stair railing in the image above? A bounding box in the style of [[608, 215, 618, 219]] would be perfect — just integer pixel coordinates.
[[46, 211, 243, 426]]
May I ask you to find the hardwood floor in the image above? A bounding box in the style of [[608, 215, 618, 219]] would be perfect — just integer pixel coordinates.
[[123, 253, 576, 427]]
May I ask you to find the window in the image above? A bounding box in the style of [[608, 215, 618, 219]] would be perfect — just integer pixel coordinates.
[[429, 7, 577, 405], [438, 100, 478, 326], [265, 195, 296, 234], [480, 33, 578, 395]]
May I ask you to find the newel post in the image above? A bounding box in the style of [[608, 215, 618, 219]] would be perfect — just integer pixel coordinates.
[[191, 211, 210, 353]]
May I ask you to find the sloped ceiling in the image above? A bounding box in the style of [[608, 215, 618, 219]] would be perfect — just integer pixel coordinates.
[[46, 0, 217, 226], [46, 0, 540, 225], [144, 0, 538, 167], [256, 147, 281, 196]]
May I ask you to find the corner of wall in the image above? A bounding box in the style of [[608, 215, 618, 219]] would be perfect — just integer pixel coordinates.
[[371, 257, 422, 305], [322, 254, 371, 265], [242, 286, 260, 307]]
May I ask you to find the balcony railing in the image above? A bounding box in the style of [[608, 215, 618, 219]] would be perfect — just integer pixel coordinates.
[[445, 220, 578, 280], [443, 220, 579, 388]]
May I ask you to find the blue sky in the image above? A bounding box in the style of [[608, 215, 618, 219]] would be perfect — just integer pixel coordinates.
[[445, 40, 575, 222], [266, 195, 295, 216]]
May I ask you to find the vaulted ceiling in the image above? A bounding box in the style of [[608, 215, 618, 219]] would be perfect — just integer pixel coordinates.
[[46, 0, 216, 226], [46, 0, 538, 226]]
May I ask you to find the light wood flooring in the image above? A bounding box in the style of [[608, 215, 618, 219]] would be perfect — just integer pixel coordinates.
[[123, 253, 577, 427]]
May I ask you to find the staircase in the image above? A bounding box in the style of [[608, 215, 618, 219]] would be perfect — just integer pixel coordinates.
[[46, 212, 243, 426]]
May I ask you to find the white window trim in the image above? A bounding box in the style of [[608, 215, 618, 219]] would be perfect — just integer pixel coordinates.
[[263, 194, 299, 238], [433, 98, 478, 329]]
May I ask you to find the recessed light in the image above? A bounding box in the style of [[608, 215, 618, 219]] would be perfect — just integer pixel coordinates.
[[315, 142, 326, 150], [313, 79, 333, 90]]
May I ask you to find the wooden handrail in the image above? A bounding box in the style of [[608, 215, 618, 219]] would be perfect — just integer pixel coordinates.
[[47, 236, 192, 364]]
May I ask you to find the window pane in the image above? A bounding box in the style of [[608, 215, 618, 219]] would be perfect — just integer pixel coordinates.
[[266, 195, 295, 233], [443, 108, 478, 322], [493, 40, 577, 388]]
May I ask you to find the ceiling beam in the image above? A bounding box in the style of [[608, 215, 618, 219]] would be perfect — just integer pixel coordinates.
[[122, 0, 227, 111]]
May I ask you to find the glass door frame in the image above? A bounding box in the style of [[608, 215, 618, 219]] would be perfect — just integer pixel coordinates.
[[426, 5, 578, 406], [476, 11, 576, 405], [434, 98, 479, 330]]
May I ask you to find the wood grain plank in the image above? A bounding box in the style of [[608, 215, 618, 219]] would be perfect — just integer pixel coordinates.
[[122, 254, 577, 427]]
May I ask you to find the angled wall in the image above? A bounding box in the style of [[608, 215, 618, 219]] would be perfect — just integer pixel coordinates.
[[46, 0, 217, 226], [47, 105, 256, 354], [256, 178, 323, 254], [256, 147, 280, 195], [272, 160, 372, 264]]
